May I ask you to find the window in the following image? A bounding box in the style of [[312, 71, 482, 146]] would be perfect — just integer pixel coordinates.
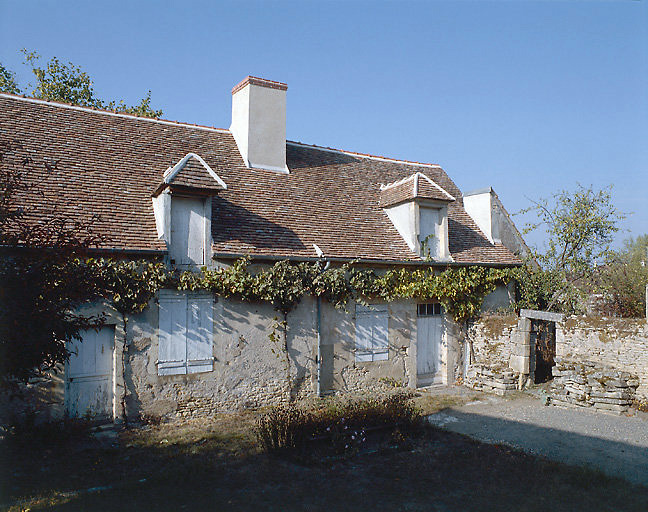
[[355, 304, 389, 362], [158, 291, 214, 375], [417, 303, 443, 317], [169, 196, 207, 266]]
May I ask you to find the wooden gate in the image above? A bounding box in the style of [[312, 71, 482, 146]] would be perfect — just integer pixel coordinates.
[[65, 326, 115, 419]]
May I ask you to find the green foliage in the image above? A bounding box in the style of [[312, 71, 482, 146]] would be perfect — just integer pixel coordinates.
[[17, 50, 163, 118], [522, 185, 623, 274], [77, 258, 513, 324], [0, 62, 21, 94], [597, 235, 648, 317], [0, 256, 106, 383], [517, 185, 625, 313]]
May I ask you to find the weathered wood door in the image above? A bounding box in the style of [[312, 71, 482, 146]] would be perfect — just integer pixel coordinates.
[[417, 303, 444, 383], [65, 326, 115, 419]]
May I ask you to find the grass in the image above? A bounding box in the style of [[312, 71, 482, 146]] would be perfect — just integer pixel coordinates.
[[2, 393, 648, 512]]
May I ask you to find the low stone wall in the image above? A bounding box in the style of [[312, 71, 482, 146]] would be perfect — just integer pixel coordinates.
[[464, 364, 518, 395], [550, 357, 639, 414], [557, 317, 648, 399], [466, 314, 648, 401]]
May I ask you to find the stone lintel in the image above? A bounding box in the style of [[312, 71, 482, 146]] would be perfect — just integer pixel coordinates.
[[519, 309, 564, 323]]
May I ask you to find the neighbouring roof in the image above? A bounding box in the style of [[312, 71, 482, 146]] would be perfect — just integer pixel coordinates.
[[0, 94, 520, 266]]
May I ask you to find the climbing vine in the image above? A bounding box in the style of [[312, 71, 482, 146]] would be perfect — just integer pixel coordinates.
[[82, 257, 513, 324]]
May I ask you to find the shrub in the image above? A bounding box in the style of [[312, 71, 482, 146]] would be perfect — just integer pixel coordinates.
[[255, 392, 422, 455], [256, 404, 310, 452]]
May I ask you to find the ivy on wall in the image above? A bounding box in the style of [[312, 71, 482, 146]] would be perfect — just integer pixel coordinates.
[[85, 257, 513, 324]]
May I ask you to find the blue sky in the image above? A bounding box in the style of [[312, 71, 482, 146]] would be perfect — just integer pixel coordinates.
[[1, 0, 646, 250]]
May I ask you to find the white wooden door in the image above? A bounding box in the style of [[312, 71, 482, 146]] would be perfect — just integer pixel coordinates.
[[170, 196, 205, 265], [65, 326, 114, 419], [416, 304, 444, 380]]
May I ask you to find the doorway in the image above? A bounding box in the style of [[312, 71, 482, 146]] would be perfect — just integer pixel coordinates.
[[531, 319, 555, 384], [417, 303, 444, 386], [65, 326, 115, 419]]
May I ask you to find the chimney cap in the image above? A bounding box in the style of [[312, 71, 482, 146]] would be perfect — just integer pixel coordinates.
[[232, 76, 288, 95]]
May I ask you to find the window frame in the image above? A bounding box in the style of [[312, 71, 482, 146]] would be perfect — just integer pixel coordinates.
[[417, 303, 444, 317]]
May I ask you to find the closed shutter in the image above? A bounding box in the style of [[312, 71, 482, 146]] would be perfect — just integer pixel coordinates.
[[186, 295, 214, 373], [170, 197, 205, 266], [419, 207, 440, 258], [355, 304, 389, 362], [158, 291, 214, 375]]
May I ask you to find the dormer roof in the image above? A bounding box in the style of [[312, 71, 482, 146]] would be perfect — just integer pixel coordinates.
[[153, 153, 227, 196], [379, 172, 455, 208]]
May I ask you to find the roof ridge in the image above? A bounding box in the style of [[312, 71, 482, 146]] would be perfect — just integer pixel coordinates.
[[1, 94, 446, 171], [0, 93, 231, 134], [287, 140, 442, 169]]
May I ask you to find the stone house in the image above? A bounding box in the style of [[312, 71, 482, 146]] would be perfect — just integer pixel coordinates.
[[0, 76, 528, 422]]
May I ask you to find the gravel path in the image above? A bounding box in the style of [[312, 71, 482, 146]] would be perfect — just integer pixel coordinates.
[[427, 394, 648, 486]]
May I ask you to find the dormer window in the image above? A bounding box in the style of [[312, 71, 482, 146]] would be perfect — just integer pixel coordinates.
[[380, 172, 454, 262], [169, 196, 209, 266], [152, 153, 227, 268]]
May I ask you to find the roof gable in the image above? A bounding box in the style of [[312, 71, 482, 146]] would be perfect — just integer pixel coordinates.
[[156, 153, 227, 195], [379, 172, 455, 207]]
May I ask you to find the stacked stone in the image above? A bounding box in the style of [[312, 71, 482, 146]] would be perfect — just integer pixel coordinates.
[[465, 364, 518, 396], [550, 357, 639, 414]]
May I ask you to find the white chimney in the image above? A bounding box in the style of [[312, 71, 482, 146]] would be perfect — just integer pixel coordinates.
[[463, 188, 498, 243], [230, 76, 288, 173]]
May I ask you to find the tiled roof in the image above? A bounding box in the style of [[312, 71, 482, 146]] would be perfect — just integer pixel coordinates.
[[379, 173, 455, 207], [155, 153, 227, 195], [0, 94, 520, 266]]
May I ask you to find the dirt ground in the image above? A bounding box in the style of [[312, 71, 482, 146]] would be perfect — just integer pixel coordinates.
[[2, 392, 648, 512]]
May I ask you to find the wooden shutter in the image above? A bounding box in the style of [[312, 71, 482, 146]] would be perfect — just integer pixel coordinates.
[[170, 197, 205, 266], [355, 304, 389, 362], [419, 207, 440, 258], [158, 292, 188, 375], [186, 294, 214, 374]]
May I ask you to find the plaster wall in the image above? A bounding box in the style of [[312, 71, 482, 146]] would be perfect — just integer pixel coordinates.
[[3, 293, 468, 423], [125, 295, 423, 420], [384, 202, 416, 251], [463, 192, 493, 242]]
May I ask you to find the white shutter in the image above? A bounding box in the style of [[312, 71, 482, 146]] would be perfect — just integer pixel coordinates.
[[420, 207, 440, 258], [355, 304, 389, 362], [158, 292, 188, 375], [170, 197, 205, 266], [186, 294, 214, 374], [372, 308, 389, 361]]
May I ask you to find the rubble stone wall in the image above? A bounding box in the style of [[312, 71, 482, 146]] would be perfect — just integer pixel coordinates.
[[556, 317, 648, 399]]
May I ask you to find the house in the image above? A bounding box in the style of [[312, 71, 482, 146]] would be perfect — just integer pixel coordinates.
[[0, 76, 527, 422]]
